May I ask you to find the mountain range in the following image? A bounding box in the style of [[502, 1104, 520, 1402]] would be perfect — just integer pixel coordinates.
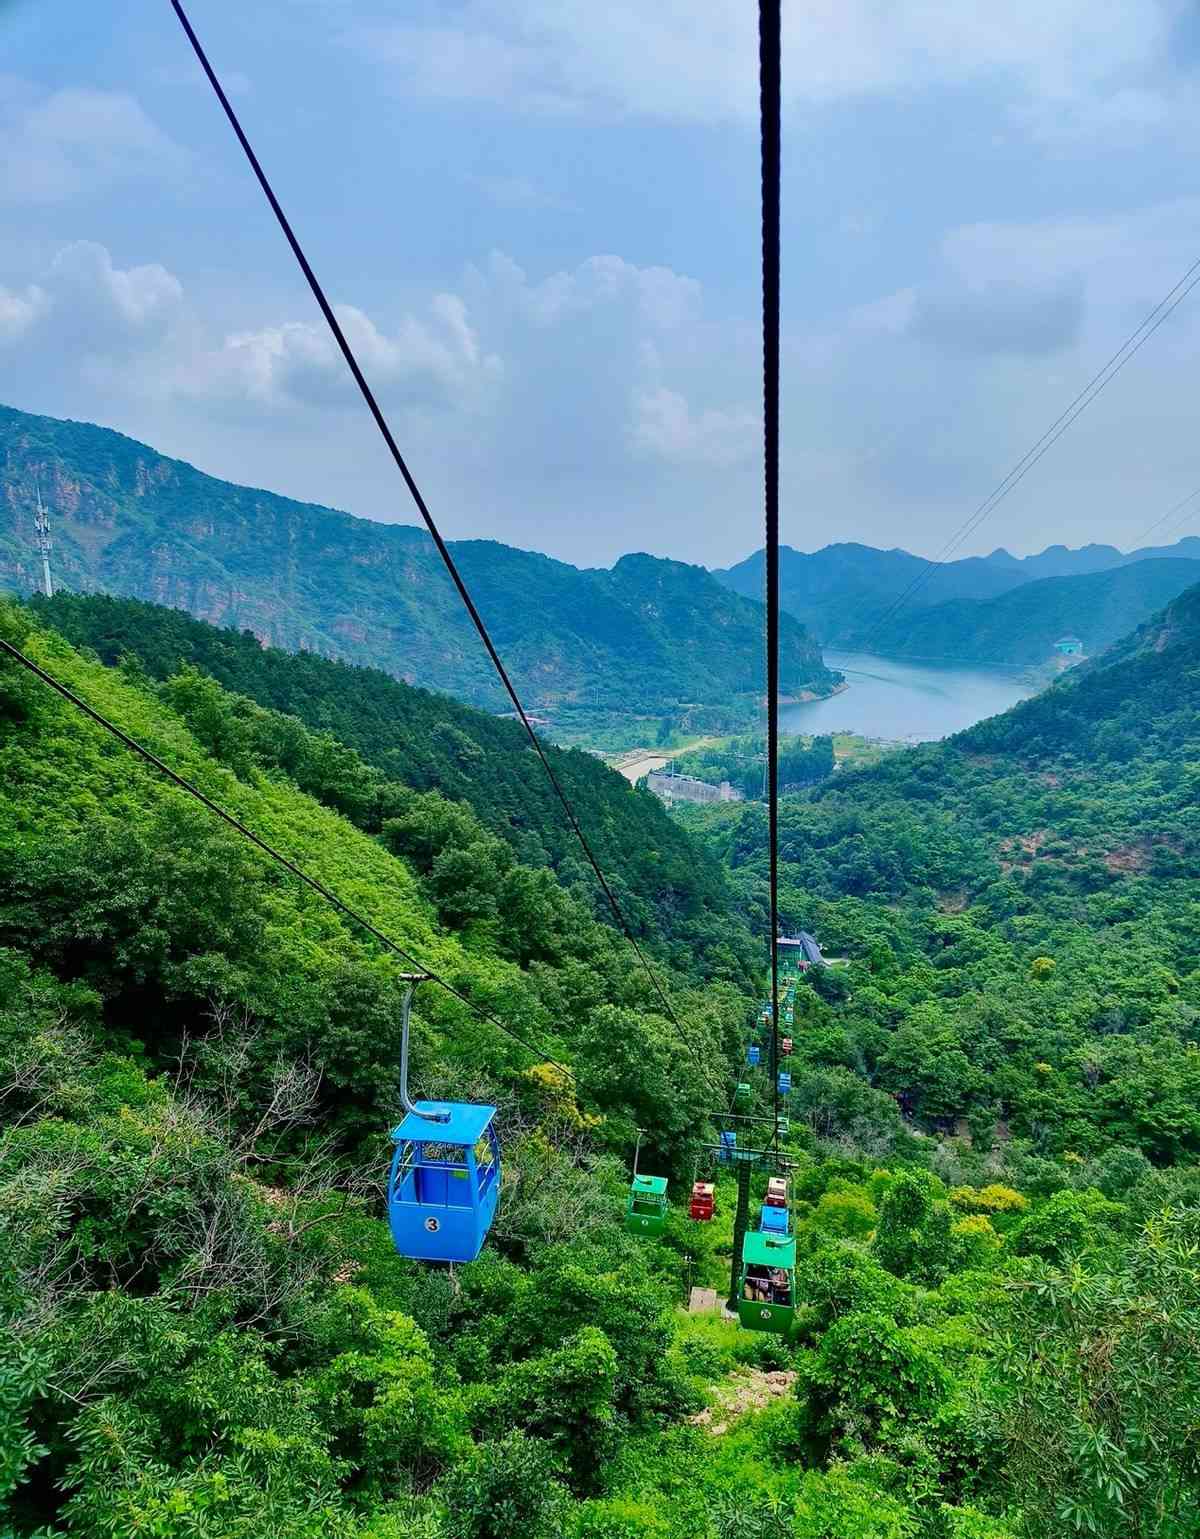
[[861, 557, 1200, 666], [715, 537, 1200, 654], [0, 403, 837, 720], [6, 400, 1199, 705]]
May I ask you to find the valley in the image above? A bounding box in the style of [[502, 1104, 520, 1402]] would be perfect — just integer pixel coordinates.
[[5, 578, 1200, 1538], [7, 0, 1200, 1530], [5, 411, 1200, 1539]]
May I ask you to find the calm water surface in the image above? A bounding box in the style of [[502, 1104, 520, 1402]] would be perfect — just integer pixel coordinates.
[[780, 652, 1035, 743]]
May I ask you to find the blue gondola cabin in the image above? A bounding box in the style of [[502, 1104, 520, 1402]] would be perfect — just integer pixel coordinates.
[[718, 1130, 738, 1164], [747, 1044, 761, 1067], [778, 1071, 791, 1096], [389, 1102, 500, 1264], [759, 1203, 790, 1236]]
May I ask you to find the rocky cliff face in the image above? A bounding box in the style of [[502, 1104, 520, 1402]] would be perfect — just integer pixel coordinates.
[[0, 403, 839, 712]]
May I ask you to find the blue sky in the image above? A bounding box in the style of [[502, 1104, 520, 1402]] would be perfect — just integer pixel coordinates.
[[2, 0, 1200, 568]]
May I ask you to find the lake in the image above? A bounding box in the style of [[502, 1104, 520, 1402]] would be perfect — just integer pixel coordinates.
[[779, 652, 1036, 743]]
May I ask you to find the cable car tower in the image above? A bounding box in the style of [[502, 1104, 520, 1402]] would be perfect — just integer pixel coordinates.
[[32, 480, 54, 598]]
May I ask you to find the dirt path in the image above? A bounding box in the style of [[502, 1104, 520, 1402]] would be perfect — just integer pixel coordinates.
[[690, 1368, 797, 1435]]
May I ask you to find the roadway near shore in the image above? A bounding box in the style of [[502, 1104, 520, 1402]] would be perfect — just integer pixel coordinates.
[[612, 738, 716, 784]]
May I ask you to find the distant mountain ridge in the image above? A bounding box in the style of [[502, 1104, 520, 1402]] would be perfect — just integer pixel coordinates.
[[715, 537, 1200, 649], [0, 403, 838, 717], [862, 558, 1200, 666]]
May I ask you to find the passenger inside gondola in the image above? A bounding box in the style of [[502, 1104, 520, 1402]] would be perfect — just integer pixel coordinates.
[[743, 1264, 792, 1306]]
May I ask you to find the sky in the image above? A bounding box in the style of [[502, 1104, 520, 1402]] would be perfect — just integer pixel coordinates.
[[2, 0, 1200, 569]]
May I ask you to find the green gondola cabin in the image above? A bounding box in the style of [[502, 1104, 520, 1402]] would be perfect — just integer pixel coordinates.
[[738, 1231, 796, 1335], [626, 1173, 669, 1236]]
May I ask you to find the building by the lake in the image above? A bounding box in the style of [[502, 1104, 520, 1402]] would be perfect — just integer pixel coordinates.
[[646, 772, 743, 806]]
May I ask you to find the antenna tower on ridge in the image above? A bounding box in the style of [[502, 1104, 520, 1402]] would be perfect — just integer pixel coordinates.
[[33, 480, 54, 599]]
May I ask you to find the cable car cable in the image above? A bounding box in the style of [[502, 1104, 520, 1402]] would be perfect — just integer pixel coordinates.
[[1128, 480, 1200, 549], [167, 0, 724, 1106], [0, 633, 576, 1081], [759, 0, 782, 1157], [863, 254, 1200, 647]]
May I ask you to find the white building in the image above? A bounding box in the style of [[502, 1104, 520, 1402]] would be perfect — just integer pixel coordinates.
[[646, 772, 744, 806]]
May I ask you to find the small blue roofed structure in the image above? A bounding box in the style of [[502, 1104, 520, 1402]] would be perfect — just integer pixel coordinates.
[[388, 1101, 500, 1264], [1054, 636, 1083, 656]]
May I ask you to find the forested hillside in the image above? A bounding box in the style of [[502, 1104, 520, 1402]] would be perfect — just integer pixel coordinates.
[[863, 556, 1200, 665], [5, 591, 1200, 1537], [683, 578, 1200, 1160], [29, 591, 746, 962], [0, 404, 838, 722]]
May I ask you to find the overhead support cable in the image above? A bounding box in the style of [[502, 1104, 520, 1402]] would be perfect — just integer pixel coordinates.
[[863, 253, 1200, 647], [759, 0, 782, 1155], [167, 0, 726, 1106], [1128, 481, 1200, 549], [0, 633, 576, 1082]]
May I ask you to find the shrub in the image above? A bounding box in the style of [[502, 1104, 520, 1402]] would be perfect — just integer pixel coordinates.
[[949, 1215, 1001, 1270], [812, 1188, 878, 1239], [948, 1185, 1028, 1216]]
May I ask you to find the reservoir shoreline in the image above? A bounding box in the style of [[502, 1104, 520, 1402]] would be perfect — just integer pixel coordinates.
[[780, 651, 1035, 743]]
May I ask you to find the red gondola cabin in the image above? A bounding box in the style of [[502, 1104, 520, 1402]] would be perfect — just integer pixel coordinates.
[[689, 1181, 715, 1221], [765, 1175, 788, 1208]]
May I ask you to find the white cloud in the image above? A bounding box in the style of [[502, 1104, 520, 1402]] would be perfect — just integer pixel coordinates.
[[349, 0, 1182, 122], [774, 194, 1200, 557], [0, 241, 182, 358], [477, 251, 701, 331], [0, 283, 47, 344], [197, 296, 500, 411], [0, 85, 184, 204], [47, 242, 183, 332], [631, 384, 758, 468], [935, 199, 1200, 304]]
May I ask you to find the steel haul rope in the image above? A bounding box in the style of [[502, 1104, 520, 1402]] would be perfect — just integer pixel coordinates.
[[0, 632, 575, 1080], [760, 0, 783, 1153], [168, 0, 726, 1108]]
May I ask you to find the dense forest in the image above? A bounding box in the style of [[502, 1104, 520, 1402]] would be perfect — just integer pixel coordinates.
[[29, 591, 751, 968], [682, 579, 1200, 1161], [0, 404, 839, 724], [4, 580, 1200, 1537], [670, 733, 836, 800]]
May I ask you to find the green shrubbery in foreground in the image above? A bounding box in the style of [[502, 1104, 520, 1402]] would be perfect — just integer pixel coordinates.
[[3, 593, 1200, 1534]]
